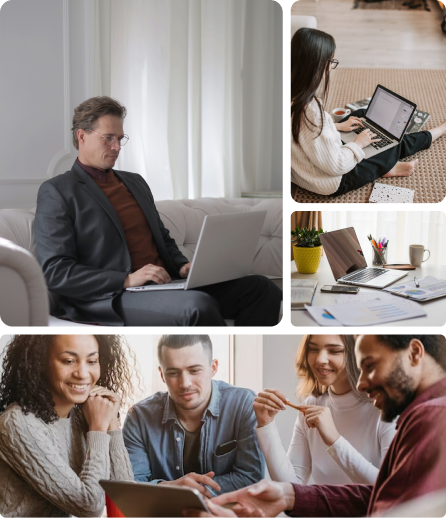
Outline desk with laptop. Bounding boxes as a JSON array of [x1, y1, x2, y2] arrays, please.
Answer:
[[291, 227, 446, 327]]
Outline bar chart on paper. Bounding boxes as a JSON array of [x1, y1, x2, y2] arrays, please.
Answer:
[[326, 299, 426, 326]]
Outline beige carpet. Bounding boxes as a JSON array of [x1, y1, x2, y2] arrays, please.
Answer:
[[292, 68, 446, 203]]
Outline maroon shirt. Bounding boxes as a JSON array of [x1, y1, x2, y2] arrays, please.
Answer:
[[76, 158, 164, 271], [290, 378, 446, 517]]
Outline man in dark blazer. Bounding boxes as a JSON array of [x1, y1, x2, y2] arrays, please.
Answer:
[[35, 96, 281, 326]]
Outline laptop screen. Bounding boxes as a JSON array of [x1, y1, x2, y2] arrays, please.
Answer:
[[366, 86, 416, 140], [320, 227, 367, 280]]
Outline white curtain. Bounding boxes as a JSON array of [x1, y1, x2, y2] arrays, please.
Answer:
[[94, 0, 282, 201], [323, 212, 446, 266]]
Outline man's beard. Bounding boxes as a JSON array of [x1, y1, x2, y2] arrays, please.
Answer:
[[378, 361, 417, 422], [175, 393, 204, 411]]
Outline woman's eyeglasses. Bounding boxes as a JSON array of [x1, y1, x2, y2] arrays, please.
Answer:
[[328, 59, 339, 70]]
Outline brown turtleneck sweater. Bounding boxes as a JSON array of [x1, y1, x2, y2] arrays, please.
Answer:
[[76, 158, 164, 272]]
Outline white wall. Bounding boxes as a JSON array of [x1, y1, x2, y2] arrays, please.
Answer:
[[0, 0, 97, 209], [263, 335, 304, 448]]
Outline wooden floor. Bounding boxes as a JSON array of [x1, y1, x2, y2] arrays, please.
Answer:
[[291, 0, 446, 69]]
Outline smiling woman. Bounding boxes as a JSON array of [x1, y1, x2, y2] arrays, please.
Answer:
[[254, 335, 397, 487], [0, 334, 138, 518]]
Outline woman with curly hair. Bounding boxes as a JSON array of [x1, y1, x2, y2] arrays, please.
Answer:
[[253, 335, 396, 485], [0, 334, 137, 517]]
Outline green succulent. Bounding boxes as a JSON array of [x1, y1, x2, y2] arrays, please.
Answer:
[[291, 226, 324, 248]]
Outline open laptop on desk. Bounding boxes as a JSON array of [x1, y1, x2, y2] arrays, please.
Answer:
[[320, 227, 408, 288], [126, 211, 267, 291], [341, 84, 417, 159]]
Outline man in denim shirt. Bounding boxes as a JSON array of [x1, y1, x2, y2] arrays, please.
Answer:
[[123, 335, 264, 496]]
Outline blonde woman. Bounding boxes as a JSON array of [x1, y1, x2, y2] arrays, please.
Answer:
[[254, 335, 396, 485]]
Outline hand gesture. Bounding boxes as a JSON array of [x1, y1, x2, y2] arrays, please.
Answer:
[[301, 405, 340, 447], [336, 116, 364, 133], [212, 480, 295, 518], [88, 386, 121, 430], [160, 472, 221, 499], [82, 390, 117, 433], [253, 389, 287, 428]]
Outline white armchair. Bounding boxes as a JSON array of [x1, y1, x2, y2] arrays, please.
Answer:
[[0, 198, 282, 326]]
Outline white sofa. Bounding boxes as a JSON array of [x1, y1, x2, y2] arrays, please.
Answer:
[[0, 198, 282, 326]]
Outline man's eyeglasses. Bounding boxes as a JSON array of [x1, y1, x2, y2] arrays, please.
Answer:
[[328, 59, 339, 70], [87, 129, 129, 146]]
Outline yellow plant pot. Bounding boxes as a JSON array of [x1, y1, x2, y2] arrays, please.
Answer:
[[293, 245, 323, 274]]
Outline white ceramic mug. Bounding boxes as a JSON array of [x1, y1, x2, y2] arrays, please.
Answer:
[[332, 107, 351, 123], [409, 245, 430, 267]]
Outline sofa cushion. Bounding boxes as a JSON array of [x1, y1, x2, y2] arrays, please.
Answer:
[[0, 208, 37, 258]]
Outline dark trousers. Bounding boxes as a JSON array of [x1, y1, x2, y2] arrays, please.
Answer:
[[114, 275, 282, 326], [333, 109, 432, 196]]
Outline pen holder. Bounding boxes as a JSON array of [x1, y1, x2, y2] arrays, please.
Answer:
[[371, 244, 387, 267]]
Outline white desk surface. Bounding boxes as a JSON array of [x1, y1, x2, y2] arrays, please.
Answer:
[[291, 258, 446, 328]]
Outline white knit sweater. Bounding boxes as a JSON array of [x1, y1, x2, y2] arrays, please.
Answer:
[[291, 100, 365, 195], [256, 390, 396, 485]]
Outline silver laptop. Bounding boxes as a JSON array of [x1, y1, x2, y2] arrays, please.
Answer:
[[320, 227, 407, 288], [126, 211, 267, 291], [341, 84, 417, 159]]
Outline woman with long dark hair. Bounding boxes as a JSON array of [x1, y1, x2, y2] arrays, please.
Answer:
[[253, 335, 396, 485], [291, 28, 446, 196], [0, 335, 138, 517]]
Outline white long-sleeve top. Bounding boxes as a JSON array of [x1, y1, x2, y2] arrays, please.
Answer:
[[291, 99, 365, 195], [256, 389, 396, 485]]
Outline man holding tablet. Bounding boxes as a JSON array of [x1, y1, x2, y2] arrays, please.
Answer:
[[123, 335, 264, 495]]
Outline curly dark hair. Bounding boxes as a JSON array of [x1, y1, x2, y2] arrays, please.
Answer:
[[0, 335, 139, 424]]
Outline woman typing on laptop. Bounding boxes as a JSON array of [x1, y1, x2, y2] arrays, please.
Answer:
[[291, 28, 446, 196]]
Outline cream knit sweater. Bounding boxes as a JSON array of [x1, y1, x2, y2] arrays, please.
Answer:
[[0, 403, 134, 517], [291, 99, 365, 195]]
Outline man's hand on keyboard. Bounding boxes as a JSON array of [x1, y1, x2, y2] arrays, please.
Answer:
[[179, 262, 192, 278], [123, 264, 172, 288]]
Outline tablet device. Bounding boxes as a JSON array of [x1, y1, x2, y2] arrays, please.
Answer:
[[99, 480, 211, 517]]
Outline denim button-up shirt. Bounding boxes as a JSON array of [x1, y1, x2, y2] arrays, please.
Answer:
[[123, 380, 264, 493]]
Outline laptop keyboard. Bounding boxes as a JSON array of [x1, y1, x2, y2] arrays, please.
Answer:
[[352, 120, 394, 149], [343, 268, 388, 283]]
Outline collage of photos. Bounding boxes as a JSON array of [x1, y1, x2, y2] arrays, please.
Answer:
[[1, 334, 446, 518]]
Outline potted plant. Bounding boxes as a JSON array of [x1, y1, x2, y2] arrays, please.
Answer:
[[291, 226, 324, 274]]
